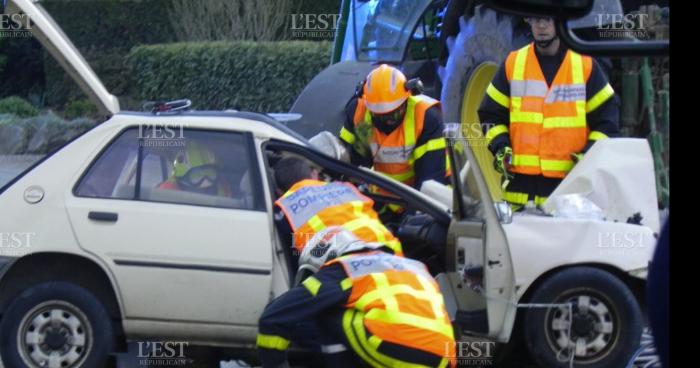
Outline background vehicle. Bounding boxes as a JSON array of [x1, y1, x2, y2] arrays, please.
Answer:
[[0, 0, 661, 367], [291, 0, 670, 209]]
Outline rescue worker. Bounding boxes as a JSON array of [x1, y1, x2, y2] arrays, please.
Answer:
[[478, 16, 620, 210], [272, 157, 402, 263], [339, 64, 450, 193], [158, 141, 232, 196], [257, 227, 456, 368]]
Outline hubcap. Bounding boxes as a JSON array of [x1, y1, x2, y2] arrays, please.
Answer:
[[545, 293, 618, 364], [18, 300, 92, 368]]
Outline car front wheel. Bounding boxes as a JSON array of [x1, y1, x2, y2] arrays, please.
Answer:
[[524, 267, 642, 368], [0, 281, 115, 368]]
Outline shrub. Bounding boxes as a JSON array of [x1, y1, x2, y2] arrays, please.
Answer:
[[0, 96, 39, 118], [126, 41, 332, 112]]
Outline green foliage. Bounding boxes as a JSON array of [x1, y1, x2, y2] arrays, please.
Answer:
[[0, 96, 39, 118], [41, 0, 176, 50], [63, 99, 99, 120], [127, 41, 332, 112]]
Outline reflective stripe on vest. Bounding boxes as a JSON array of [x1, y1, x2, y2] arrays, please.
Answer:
[[328, 252, 456, 363], [277, 181, 370, 229], [276, 180, 402, 255], [507, 43, 592, 178]]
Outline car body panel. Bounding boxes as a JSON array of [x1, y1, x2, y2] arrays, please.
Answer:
[[505, 214, 655, 298]]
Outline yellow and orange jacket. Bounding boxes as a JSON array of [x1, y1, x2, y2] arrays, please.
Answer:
[[257, 250, 456, 368], [275, 179, 402, 256], [479, 43, 619, 179], [340, 95, 451, 189]]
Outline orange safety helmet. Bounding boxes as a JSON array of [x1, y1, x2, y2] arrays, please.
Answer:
[[362, 64, 411, 114]]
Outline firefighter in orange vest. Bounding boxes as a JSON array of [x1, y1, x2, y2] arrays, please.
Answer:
[[339, 65, 450, 194], [257, 227, 456, 368], [479, 16, 620, 210], [272, 157, 402, 266]]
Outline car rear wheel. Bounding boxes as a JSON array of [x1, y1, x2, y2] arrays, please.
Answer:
[[0, 281, 115, 368], [524, 267, 642, 368]]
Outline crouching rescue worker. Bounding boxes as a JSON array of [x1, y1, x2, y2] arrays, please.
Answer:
[[273, 157, 402, 260], [257, 227, 456, 368]]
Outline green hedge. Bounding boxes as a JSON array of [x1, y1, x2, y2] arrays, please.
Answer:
[[43, 48, 135, 109], [127, 41, 332, 112], [41, 0, 176, 51], [4, 0, 340, 111], [0, 96, 40, 118]]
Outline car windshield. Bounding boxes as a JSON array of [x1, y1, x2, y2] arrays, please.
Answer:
[[346, 0, 433, 62]]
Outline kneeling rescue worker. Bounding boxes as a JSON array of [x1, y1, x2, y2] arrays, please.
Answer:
[[257, 227, 457, 367]]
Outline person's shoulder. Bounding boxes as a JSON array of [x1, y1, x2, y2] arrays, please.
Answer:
[[422, 104, 443, 128], [345, 96, 360, 114]]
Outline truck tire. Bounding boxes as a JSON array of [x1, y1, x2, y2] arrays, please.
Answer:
[[439, 5, 528, 124], [524, 267, 643, 368], [0, 281, 115, 368], [439, 6, 529, 198]]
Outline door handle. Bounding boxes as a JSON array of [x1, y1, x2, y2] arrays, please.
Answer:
[[88, 211, 118, 222]]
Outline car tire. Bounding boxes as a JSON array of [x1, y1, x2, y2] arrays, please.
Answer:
[[524, 267, 642, 368], [0, 281, 115, 368]]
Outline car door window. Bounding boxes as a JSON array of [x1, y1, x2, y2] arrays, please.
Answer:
[[75, 127, 264, 210], [74, 129, 138, 199]]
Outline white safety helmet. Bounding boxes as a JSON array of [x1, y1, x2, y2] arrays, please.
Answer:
[[294, 227, 384, 285]]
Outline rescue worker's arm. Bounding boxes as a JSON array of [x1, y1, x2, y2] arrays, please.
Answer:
[[584, 58, 621, 152], [478, 63, 512, 155], [413, 106, 448, 188], [339, 97, 373, 168], [257, 264, 351, 368]]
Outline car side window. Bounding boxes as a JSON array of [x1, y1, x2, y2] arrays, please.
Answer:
[[75, 129, 138, 199], [139, 129, 261, 210], [76, 127, 264, 210]]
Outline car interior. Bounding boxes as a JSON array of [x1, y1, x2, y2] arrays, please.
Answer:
[[76, 128, 262, 211]]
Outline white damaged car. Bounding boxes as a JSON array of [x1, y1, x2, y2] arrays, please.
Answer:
[[0, 1, 657, 367]]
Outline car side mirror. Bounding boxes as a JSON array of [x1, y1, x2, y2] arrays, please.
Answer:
[[495, 201, 513, 224]]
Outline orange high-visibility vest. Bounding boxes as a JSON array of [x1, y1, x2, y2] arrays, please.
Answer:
[[350, 95, 451, 186], [275, 180, 402, 255], [505, 43, 593, 178], [328, 251, 456, 367]]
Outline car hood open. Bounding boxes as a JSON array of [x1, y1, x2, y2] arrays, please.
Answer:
[[5, 0, 120, 115]]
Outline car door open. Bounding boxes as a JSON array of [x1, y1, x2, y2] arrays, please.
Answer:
[[437, 125, 518, 343]]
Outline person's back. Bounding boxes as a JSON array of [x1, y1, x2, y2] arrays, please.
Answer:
[[274, 168, 402, 256], [327, 250, 455, 365], [257, 228, 455, 368]]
